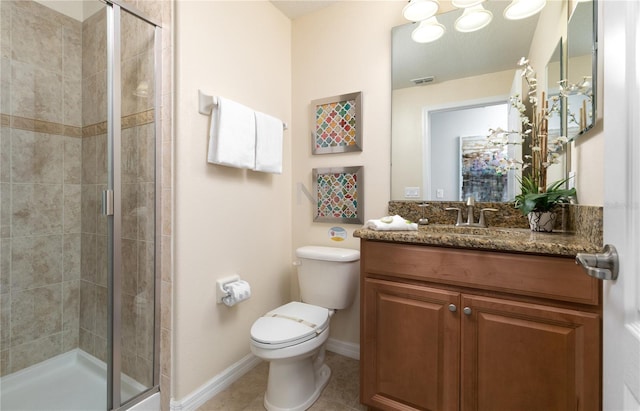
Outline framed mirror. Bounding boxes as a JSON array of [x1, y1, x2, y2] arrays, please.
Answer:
[[565, 0, 596, 139], [391, 1, 570, 201]]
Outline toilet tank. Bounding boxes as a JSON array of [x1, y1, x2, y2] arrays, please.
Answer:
[[295, 246, 360, 310]]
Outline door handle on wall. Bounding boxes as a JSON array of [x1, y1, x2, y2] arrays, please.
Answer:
[[575, 244, 619, 281]]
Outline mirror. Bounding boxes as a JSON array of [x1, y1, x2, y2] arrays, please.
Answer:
[[391, 1, 582, 201], [565, 0, 596, 139], [546, 41, 567, 186]]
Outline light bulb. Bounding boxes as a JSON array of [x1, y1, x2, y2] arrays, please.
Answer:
[[403, 0, 439, 22], [455, 4, 493, 32], [411, 17, 446, 43], [504, 0, 546, 20]]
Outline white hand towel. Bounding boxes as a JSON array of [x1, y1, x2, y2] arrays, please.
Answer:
[[207, 97, 256, 169], [364, 215, 418, 231], [254, 111, 284, 174]]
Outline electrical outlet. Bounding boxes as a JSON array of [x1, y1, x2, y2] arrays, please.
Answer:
[[404, 187, 420, 198], [436, 189, 444, 199]]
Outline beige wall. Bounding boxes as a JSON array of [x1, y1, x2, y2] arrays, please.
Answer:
[[291, 2, 405, 346], [173, 0, 292, 400]]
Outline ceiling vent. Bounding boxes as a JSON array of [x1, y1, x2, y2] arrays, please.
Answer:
[[411, 76, 435, 85]]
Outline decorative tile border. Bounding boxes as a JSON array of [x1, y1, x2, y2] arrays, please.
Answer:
[[0, 109, 154, 139], [1, 114, 82, 138]]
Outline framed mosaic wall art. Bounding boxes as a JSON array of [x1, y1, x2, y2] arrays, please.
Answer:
[[313, 166, 364, 224], [311, 92, 362, 154]]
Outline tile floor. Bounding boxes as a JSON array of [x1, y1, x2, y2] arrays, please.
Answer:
[[197, 352, 366, 411]]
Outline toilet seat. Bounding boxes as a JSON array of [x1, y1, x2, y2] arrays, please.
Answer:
[[251, 302, 329, 350]]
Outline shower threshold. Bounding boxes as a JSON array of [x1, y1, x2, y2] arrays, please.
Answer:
[[1, 349, 146, 411]]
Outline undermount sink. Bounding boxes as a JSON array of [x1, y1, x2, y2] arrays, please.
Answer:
[[419, 225, 531, 239]]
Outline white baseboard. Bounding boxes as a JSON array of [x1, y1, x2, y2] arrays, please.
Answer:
[[326, 338, 360, 360], [169, 354, 262, 411], [169, 338, 360, 411]]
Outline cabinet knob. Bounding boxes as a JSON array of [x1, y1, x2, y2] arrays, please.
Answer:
[[463, 307, 472, 316], [448, 304, 457, 312]]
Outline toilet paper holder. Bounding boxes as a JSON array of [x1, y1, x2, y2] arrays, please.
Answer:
[[216, 275, 241, 304]]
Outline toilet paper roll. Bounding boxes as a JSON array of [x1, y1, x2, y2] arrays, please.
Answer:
[[222, 280, 251, 307]]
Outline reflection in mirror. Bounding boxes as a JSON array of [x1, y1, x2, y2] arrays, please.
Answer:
[[391, 1, 564, 201], [545, 41, 566, 186], [565, 0, 596, 139]]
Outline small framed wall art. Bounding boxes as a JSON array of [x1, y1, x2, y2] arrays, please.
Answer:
[[313, 166, 364, 224], [311, 92, 362, 154]]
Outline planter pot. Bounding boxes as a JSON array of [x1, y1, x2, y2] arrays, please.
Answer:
[[527, 211, 556, 232]]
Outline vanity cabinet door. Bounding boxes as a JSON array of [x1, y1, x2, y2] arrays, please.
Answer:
[[460, 294, 601, 411], [361, 278, 460, 411]]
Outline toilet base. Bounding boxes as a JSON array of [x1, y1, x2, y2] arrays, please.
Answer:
[[263, 361, 331, 411]]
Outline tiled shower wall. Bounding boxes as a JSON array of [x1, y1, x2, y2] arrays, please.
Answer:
[[1, 0, 170, 394], [0, 0, 83, 376]]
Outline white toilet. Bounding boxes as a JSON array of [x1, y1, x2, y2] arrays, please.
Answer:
[[250, 246, 360, 411]]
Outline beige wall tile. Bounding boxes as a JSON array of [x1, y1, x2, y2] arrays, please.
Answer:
[[79, 280, 96, 333], [62, 24, 82, 81], [12, 184, 63, 236], [63, 233, 81, 282], [63, 184, 81, 234], [10, 7, 62, 72], [0, 127, 9, 183], [63, 76, 82, 128], [11, 62, 63, 123], [11, 235, 63, 291], [11, 129, 63, 183], [122, 183, 139, 240], [95, 234, 108, 287], [122, 127, 138, 184], [81, 184, 98, 234], [82, 135, 97, 184], [10, 284, 62, 346], [96, 133, 108, 185], [0, 238, 9, 293], [122, 238, 138, 296], [95, 285, 107, 339], [63, 136, 82, 184], [10, 333, 61, 373], [81, 233, 97, 284], [1, 291, 10, 346], [138, 182, 155, 242], [0, 183, 9, 237], [62, 280, 80, 333]]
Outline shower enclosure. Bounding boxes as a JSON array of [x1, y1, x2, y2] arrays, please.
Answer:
[[1, 0, 161, 409]]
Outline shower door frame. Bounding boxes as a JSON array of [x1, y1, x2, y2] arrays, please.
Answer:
[[104, 1, 162, 410]]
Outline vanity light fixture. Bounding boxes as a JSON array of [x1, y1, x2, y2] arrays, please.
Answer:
[[451, 0, 484, 8], [403, 0, 439, 22], [504, 0, 547, 20], [411, 16, 446, 43], [454, 4, 493, 32]]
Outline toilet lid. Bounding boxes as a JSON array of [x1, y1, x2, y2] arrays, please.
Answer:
[[250, 302, 329, 349]]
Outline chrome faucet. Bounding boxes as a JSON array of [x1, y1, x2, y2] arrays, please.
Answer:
[[445, 196, 498, 227]]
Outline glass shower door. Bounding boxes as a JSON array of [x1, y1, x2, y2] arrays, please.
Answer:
[[116, 6, 159, 405], [106, 3, 161, 409]]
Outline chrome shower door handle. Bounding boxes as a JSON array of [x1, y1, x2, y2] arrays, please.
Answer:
[[575, 244, 619, 281]]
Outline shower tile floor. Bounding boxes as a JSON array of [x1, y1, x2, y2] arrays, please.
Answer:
[[197, 352, 366, 411]]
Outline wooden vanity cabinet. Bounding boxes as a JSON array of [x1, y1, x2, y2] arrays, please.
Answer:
[[360, 239, 602, 411]]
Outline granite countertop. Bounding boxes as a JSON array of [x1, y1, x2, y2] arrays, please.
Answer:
[[353, 225, 601, 257]]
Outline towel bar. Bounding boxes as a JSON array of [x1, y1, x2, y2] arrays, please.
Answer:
[[198, 90, 288, 130]]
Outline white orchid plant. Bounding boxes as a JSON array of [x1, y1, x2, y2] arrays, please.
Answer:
[[487, 57, 570, 192]]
